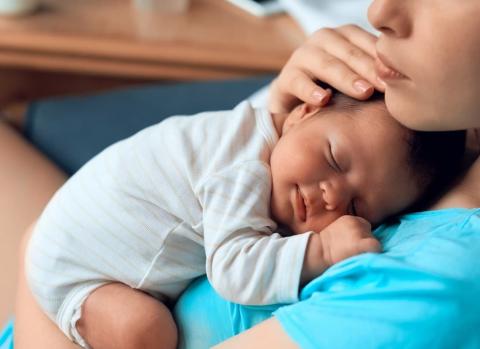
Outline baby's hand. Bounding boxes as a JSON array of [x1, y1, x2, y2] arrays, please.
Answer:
[[301, 215, 381, 284], [319, 215, 381, 265]]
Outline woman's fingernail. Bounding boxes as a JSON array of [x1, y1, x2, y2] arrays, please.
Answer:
[[353, 80, 374, 94], [376, 76, 387, 89], [312, 90, 329, 104]]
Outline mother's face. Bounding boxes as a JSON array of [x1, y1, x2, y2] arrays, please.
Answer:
[[368, 0, 480, 131]]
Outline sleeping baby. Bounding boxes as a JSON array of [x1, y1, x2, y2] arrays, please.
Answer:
[[25, 91, 465, 349]]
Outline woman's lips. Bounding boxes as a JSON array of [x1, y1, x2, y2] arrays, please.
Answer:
[[375, 54, 407, 81], [295, 185, 307, 222]]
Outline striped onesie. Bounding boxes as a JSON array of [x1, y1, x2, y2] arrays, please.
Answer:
[[25, 101, 310, 346]]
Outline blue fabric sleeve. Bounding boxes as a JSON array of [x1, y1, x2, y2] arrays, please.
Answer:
[[274, 209, 480, 349], [0, 319, 14, 349], [275, 255, 480, 349]]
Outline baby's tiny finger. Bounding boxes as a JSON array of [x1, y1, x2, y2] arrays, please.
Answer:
[[359, 237, 382, 253]]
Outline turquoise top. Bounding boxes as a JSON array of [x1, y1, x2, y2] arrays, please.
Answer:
[[174, 208, 480, 348], [0, 320, 13, 349]]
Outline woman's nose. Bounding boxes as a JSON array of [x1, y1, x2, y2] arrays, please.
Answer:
[[368, 0, 412, 38], [319, 180, 350, 212]]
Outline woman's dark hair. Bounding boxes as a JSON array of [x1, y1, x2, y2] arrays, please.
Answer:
[[324, 87, 466, 210]]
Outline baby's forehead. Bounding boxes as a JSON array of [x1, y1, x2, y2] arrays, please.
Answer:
[[320, 104, 412, 161]]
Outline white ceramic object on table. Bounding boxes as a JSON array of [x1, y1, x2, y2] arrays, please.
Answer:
[[0, 0, 40, 16], [133, 0, 190, 14]]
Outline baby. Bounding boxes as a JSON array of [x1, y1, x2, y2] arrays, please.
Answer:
[[25, 92, 465, 349]]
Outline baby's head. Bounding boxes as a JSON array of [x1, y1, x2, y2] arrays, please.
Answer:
[[270, 92, 465, 234]]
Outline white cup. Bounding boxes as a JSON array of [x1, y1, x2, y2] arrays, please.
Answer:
[[133, 0, 190, 14], [0, 0, 40, 16]]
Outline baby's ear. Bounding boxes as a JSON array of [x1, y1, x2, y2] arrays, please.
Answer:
[[284, 103, 322, 132], [301, 103, 322, 119]]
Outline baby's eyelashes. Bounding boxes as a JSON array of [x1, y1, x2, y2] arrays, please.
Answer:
[[328, 142, 342, 172]]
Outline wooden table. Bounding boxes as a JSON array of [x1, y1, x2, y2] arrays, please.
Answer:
[[0, 0, 305, 103]]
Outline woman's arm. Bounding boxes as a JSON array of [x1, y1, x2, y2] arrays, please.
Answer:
[[214, 318, 298, 349], [0, 121, 72, 349], [0, 114, 71, 348], [0, 119, 66, 324]]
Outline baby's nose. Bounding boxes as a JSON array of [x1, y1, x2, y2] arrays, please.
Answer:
[[320, 181, 350, 212]]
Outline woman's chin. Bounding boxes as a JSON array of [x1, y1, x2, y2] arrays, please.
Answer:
[[385, 90, 419, 129]]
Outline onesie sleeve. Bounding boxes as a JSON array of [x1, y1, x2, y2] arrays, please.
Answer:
[[197, 161, 311, 305]]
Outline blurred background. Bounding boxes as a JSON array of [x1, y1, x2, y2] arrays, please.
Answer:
[[0, 0, 305, 109]]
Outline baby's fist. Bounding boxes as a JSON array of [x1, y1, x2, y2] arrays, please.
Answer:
[[302, 215, 381, 283], [320, 215, 381, 266]]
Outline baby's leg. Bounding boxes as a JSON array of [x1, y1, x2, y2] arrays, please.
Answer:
[[77, 283, 177, 349]]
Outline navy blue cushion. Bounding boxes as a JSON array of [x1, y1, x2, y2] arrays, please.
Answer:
[[25, 76, 273, 174]]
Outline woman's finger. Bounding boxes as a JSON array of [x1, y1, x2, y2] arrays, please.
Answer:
[[336, 24, 378, 58], [325, 39, 384, 92], [314, 28, 384, 92], [269, 71, 331, 113], [269, 26, 383, 113], [300, 45, 376, 99]]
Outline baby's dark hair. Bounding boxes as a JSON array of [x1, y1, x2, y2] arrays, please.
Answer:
[[326, 89, 466, 210]]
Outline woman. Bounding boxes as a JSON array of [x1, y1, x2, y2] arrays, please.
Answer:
[[211, 0, 480, 346], [8, 0, 480, 348]]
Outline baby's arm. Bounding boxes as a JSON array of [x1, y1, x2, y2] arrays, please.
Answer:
[[199, 162, 311, 305], [199, 163, 381, 305], [301, 215, 381, 285]]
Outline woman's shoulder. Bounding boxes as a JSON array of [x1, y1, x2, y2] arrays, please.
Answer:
[[376, 208, 479, 244], [372, 208, 480, 284]]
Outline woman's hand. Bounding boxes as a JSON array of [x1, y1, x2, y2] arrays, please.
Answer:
[[269, 25, 385, 114]]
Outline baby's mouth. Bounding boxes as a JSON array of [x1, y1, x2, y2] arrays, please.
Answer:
[[295, 185, 307, 222]]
